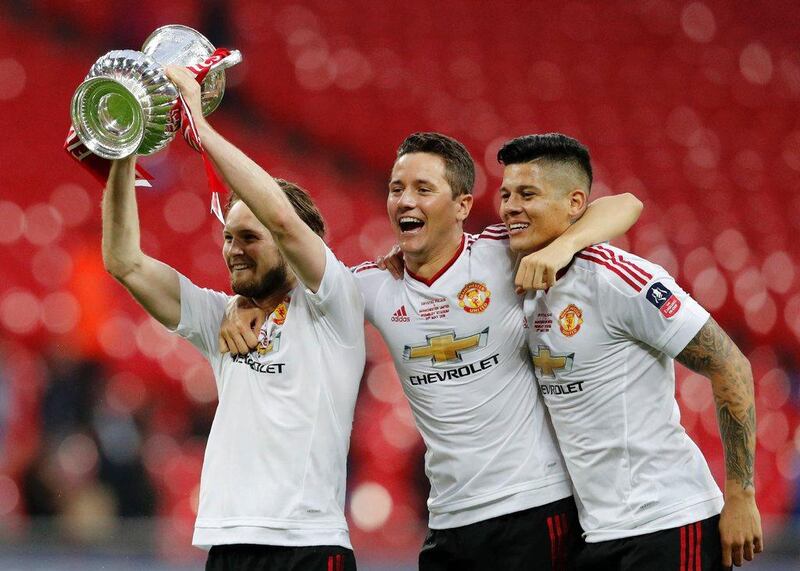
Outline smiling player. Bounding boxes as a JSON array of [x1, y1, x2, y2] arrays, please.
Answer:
[[498, 133, 763, 570]]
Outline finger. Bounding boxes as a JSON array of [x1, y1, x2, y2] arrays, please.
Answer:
[[515, 286, 525, 295], [721, 542, 732, 568], [218, 334, 230, 354], [514, 262, 528, 290], [233, 333, 250, 356], [743, 540, 754, 561], [221, 332, 239, 355], [534, 264, 547, 289], [753, 535, 763, 553], [375, 255, 386, 270], [732, 544, 743, 567], [544, 266, 556, 289], [243, 327, 259, 349]]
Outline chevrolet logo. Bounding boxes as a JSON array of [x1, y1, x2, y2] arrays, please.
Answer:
[[403, 328, 489, 364], [531, 346, 574, 378]]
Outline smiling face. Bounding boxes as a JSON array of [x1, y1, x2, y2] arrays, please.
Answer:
[[223, 201, 290, 300], [387, 152, 472, 270], [499, 161, 587, 255]]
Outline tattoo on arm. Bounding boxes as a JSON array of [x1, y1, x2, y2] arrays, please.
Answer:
[[676, 317, 756, 490]]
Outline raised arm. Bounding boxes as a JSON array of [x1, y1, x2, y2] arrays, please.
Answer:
[[102, 156, 181, 329], [675, 316, 763, 568], [166, 67, 326, 292], [516, 193, 642, 290]]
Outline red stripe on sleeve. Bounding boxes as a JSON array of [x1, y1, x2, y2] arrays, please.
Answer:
[[583, 246, 648, 286], [328, 555, 333, 571], [576, 253, 643, 291], [593, 245, 653, 281], [688, 523, 695, 571]]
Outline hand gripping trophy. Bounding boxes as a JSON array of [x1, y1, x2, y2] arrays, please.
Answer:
[[70, 25, 241, 160]]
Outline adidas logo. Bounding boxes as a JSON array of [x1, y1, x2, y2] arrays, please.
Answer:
[[391, 305, 411, 323]]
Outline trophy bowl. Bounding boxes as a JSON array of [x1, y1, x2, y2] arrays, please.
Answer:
[[70, 26, 241, 160], [70, 50, 179, 160]]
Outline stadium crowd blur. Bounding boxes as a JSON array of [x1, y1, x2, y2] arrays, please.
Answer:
[[0, 0, 798, 565]]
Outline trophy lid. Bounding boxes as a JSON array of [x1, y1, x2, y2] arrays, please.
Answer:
[[141, 25, 216, 67]]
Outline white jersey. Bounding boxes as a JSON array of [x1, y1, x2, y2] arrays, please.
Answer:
[[353, 226, 571, 529], [172, 245, 365, 549], [524, 243, 723, 542]]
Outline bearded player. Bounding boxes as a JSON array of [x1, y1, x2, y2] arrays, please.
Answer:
[[498, 133, 762, 570], [223, 132, 643, 569], [102, 67, 365, 570]]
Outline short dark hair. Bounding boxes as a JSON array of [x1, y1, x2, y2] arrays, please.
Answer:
[[397, 132, 475, 197], [225, 178, 326, 238], [497, 133, 592, 191]]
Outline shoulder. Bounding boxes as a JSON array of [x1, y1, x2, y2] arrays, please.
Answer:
[[466, 224, 510, 250], [573, 244, 666, 298], [179, 273, 230, 306], [349, 260, 391, 290], [350, 260, 382, 276]]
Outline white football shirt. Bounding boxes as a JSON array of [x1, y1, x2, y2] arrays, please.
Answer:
[[353, 225, 571, 529], [524, 243, 723, 542], [172, 245, 365, 549]]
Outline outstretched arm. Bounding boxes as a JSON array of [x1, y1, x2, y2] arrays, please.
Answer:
[[675, 316, 763, 568], [515, 193, 642, 290], [102, 157, 181, 329], [166, 66, 326, 292]]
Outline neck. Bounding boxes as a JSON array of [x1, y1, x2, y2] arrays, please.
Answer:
[[405, 234, 464, 280], [251, 277, 295, 312]]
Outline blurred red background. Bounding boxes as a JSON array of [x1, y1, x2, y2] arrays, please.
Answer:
[[0, 0, 798, 567]]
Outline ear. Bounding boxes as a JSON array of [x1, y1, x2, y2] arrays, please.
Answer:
[[455, 193, 474, 222], [567, 188, 588, 222]]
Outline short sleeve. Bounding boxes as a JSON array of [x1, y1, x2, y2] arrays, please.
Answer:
[[604, 272, 710, 358], [171, 274, 230, 357], [304, 245, 365, 346]]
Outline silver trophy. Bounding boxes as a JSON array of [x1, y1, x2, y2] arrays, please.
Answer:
[[70, 25, 242, 160]]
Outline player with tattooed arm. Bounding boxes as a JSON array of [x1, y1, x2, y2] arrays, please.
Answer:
[[498, 133, 762, 570]]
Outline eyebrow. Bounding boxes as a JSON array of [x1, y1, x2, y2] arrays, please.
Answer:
[[389, 178, 438, 187], [499, 184, 539, 192]]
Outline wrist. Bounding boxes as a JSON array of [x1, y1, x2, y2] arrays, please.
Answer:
[[725, 481, 756, 500]]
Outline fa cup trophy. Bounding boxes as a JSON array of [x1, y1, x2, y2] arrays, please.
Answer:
[[70, 25, 241, 160]]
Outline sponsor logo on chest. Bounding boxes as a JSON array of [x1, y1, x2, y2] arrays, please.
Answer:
[[402, 327, 500, 385], [530, 345, 584, 395]]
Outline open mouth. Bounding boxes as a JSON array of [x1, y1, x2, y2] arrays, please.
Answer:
[[230, 263, 252, 272], [507, 222, 530, 235], [399, 216, 425, 233]]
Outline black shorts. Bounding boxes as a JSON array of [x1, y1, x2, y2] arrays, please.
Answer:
[[419, 496, 583, 571], [575, 514, 721, 571], [205, 543, 356, 571]]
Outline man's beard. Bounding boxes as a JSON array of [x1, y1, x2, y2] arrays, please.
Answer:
[[231, 260, 289, 300]]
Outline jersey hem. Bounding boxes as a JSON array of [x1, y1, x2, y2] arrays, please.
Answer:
[[583, 491, 723, 542], [428, 477, 573, 529], [193, 526, 352, 550]]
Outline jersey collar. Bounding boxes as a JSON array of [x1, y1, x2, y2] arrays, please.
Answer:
[[406, 234, 466, 287]]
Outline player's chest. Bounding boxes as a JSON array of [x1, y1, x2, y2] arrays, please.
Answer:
[[227, 297, 294, 375], [524, 291, 610, 382]]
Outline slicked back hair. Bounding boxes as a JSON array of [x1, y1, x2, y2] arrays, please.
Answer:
[[225, 178, 326, 238], [397, 132, 475, 198], [497, 133, 593, 192]]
